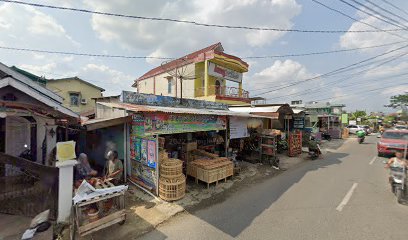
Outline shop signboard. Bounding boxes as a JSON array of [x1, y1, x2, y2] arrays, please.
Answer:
[[230, 116, 249, 139], [349, 120, 357, 125], [131, 113, 227, 136], [293, 116, 305, 129], [208, 62, 242, 83], [341, 113, 348, 124]]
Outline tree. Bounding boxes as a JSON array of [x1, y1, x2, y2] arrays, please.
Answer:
[[349, 110, 367, 120], [387, 93, 408, 108]]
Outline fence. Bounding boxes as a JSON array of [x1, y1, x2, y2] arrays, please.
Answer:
[[0, 152, 59, 219]]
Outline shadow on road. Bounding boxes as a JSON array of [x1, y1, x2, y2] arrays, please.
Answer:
[[143, 151, 348, 239]]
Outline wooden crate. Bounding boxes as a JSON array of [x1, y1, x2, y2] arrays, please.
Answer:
[[159, 175, 186, 201]]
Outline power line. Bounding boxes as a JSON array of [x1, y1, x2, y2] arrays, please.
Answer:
[[244, 40, 406, 59], [348, 0, 408, 28], [311, 0, 408, 40], [0, 0, 404, 33], [379, 0, 408, 17], [364, 0, 408, 24], [0, 41, 406, 61], [255, 44, 408, 96], [310, 82, 408, 102], [255, 53, 408, 99], [0, 45, 173, 59], [339, 0, 407, 30]]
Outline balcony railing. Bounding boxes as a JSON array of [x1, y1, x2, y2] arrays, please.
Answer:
[[195, 85, 250, 99]]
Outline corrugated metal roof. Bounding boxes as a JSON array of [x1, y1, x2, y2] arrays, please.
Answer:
[[229, 106, 282, 113], [97, 102, 267, 118]]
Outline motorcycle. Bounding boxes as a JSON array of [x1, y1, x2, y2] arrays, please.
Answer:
[[389, 166, 407, 204], [321, 132, 332, 141], [357, 136, 365, 144], [308, 138, 321, 160]]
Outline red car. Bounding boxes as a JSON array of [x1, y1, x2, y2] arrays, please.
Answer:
[[377, 130, 408, 157]]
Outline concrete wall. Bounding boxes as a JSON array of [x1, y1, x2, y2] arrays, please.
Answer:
[[47, 79, 103, 114], [137, 63, 196, 99], [96, 103, 127, 119]]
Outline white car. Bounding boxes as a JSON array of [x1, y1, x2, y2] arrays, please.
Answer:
[[347, 125, 366, 134]]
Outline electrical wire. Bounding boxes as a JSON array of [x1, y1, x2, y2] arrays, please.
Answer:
[[250, 50, 408, 94], [244, 40, 406, 59], [0, 0, 404, 33], [311, 0, 408, 40], [364, 0, 408, 24], [348, 0, 408, 28], [0, 41, 406, 61], [254, 44, 408, 96], [339, 0, 407, 30], [379, 0, 408, 17], [311, 82, 408, 102]]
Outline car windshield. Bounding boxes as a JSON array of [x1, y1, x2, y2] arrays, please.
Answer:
[[382, 132, 408, 140]]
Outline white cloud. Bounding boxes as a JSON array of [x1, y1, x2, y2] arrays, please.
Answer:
[[248, 59, 317, 100], [339, 15, 407, 51], [381, 85, 408, 95], [81, 63, 135, 95], [364, 61, 408, 78], [19, 63, 57, 76], [85, 0, 301, 62], [0, 3, 78, 46]]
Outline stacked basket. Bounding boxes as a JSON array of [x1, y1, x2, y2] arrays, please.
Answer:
[[159, 158, 186, 201]]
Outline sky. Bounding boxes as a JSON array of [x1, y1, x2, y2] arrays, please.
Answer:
[[0, 0, 407, 112]]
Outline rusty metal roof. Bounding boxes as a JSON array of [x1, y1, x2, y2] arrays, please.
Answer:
[[97, 102, 267, 118]]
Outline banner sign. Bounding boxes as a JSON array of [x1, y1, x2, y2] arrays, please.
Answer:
[[293, 117, 305, 129], [208, 62, 243, 83], [131, 113, 226, 136], [341, 113, 348, 124], [230, 116, 249, 139]]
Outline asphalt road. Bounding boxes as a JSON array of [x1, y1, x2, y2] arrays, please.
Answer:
[[138, 136, 408, 240]]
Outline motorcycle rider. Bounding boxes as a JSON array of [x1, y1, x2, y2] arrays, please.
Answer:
[[385, 151, 407, 170], [308, 136, 321, 158], [356, 129, 365, 143]]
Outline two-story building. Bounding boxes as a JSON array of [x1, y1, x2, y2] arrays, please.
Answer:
[[134, 42, 251, 105], [46, 77, 105, 116]]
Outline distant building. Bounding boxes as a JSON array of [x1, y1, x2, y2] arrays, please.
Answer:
[[46, 77, 105, 116], [291, 101, 345, 116], [134, 42, 251, 105], [11, 66, 105, 117]]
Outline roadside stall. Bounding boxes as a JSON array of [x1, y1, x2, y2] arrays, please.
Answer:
[[318, 115, 342, 139]]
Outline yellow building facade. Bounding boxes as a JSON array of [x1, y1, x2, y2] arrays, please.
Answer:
[[134, 43, 250, 105], [46, 77, 104, 115]]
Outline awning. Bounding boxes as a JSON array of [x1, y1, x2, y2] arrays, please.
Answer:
[[97, 102, 270, 118], [83, 116, 131, 131]]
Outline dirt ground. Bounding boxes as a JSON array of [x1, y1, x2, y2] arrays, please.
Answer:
[[59, 139, 345, 240]]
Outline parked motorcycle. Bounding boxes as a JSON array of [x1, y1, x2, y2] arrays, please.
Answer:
[[389, 166, 407, 204], [321, 132, 332, 141]]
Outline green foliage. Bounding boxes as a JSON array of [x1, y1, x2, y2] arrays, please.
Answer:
[[349, 110, 367, 120], [388, 93, 408, 108]]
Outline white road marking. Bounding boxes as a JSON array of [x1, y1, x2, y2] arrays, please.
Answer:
[[336, 183, 358, 212], [369, 156, 377, 165]]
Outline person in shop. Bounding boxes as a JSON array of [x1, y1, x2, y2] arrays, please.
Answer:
[[74, 153, 98, 182], [214, 132, 225, 157], [105, 150, 123, 185]]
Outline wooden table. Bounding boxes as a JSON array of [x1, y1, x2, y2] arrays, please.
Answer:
[[70, 181, 126, 240]]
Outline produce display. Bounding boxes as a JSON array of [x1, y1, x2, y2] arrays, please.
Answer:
[[288, 132, 302, 157]]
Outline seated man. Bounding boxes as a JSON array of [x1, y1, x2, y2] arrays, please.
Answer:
[[75, 153, 98, 181], [105, 150, 123, 185]]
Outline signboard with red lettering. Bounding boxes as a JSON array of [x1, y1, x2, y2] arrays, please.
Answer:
[[208, 62, 242, 83]]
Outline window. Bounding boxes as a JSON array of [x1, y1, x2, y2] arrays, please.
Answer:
[[70, 93, 80, 106], [167, 78, 173, 94]]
